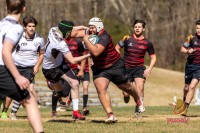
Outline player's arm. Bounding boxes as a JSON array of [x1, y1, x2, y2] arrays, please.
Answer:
[[77, 51, 87, 78], [143, 54, 157, 78], [83, 34, 105, 57], [64, 52, 90, 64], [181, 35, 195, 54], [34, 39, 45, 75], [70, 26, 87, 38], [115, 35, 129, 53], [115, 44, 122, 54], [33, 50, 44, 75], [2, 39, 30, 89]]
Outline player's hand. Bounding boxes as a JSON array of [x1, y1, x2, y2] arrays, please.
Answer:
[[15, 75, 30, 90], [77, 70, 84, 79], [143, 68, 151, 78], [187, 48, 196, 54], [33, 65, 39, 75], [83, 34, 90, 41]]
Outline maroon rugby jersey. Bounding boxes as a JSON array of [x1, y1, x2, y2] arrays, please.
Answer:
[[64, 38, 85, 70], [118, 35, 155, 67], [183, 34, 200, 64], [92, 30, 120, 68]]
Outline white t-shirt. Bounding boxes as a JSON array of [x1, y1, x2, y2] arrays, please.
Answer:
[[12, 32, 45, 67], [42, 27, 70, 69], [0, 16, 23, 65]]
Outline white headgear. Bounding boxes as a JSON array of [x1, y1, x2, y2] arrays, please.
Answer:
[[88, 17, 104, 33]]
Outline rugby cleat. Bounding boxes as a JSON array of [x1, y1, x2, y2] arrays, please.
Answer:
[[51, 111, 57, 119], [82, 109, 90, 116], [105, 114, 118, 124], [9, 113, 17, 120], [72, 110, 85, 120], [1, 112, 8, 119]]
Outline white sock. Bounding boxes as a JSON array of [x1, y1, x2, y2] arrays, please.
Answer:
[[72, 99, 79, 111], [140, 97, 144, 102]]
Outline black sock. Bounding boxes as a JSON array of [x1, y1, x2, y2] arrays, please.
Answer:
[[52, 91, 60, 112], [183, 97, 186, 102], [185, 102, 190, 109], [83, 95, 88, 108], [2, 108, 8, 113]]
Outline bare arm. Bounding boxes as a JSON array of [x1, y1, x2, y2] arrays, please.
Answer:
[[2, 39, 30, 89], [115, 44, 122, 54], [77, 51, 87, 78], [64, 52, 90, 64], [33, 50, 44, 75], [143, 54, 157, 77], [70, 26, 87, 38], [83, 34, 105, 56], [181, 46, 195, 54]]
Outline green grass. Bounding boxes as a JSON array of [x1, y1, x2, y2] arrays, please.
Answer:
[[0, 106, 200, 133]]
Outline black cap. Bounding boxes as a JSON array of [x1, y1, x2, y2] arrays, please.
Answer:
[[58, 20, 74, 37]]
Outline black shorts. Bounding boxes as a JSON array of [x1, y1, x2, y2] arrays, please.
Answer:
[[185, 63, 200, 84], [0, 65, 29, 101], [79, 72, 90, 82], [61, 69, 78, 97], [91, 58, 128, 85], [126, 66, 146, 82], [17, 66, 35, 83], [42, 62, 70, 83]]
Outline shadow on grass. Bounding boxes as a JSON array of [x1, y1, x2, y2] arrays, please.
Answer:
[[59, 114, 72, 117], [17, 115, 27, 119], [91, 120, 105, 123], [187, 115, 200, 118], [47, 119, 75, 123]]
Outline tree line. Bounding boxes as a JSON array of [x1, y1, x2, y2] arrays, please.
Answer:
[[1, 0, 200, 71]]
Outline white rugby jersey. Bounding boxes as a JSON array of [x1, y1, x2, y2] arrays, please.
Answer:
[[0, 16, 23, 65], [12, 32, 45, 67], [43, 27, 70, 69]]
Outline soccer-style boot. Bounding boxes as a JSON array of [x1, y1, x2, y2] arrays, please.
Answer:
[[82, 109, 90, 116], [135, 99, 145, 118], [1, 112, 8, 119], [10, 113, 17, 120], [72, 110, 85, 120], [51, 111, 57, 119], [105, 114, 118, 124]]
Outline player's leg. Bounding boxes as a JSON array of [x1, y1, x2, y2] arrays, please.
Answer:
[[22, 92, 43, 132], [51, 91, 59, 118], [94, 77, 117, 123], [1, 97, 12, 118], [183, 84, 189, 102], [61, 72, 85, 120], [184, 79, 199, 115], [82, 72, 90, 115], [10, 100, 21, 120]]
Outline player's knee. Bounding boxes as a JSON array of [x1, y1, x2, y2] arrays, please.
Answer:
[[71, 80, 79, 89]]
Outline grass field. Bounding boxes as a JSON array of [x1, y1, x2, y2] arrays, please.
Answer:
[[0, 106, 200, 133]]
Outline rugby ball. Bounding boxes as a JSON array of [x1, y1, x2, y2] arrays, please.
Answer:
[[88, 35, 99, 45]]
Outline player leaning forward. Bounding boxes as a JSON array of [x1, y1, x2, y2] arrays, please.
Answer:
[[72, 17, 145, 123], [42, 20, 90, 119]]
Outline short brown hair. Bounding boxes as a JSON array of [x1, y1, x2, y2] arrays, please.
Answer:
[[133, 19, 146, 28], [23, 16, 38, 27], [196, 20, 200, 25], [6, 0, 25, 14]]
